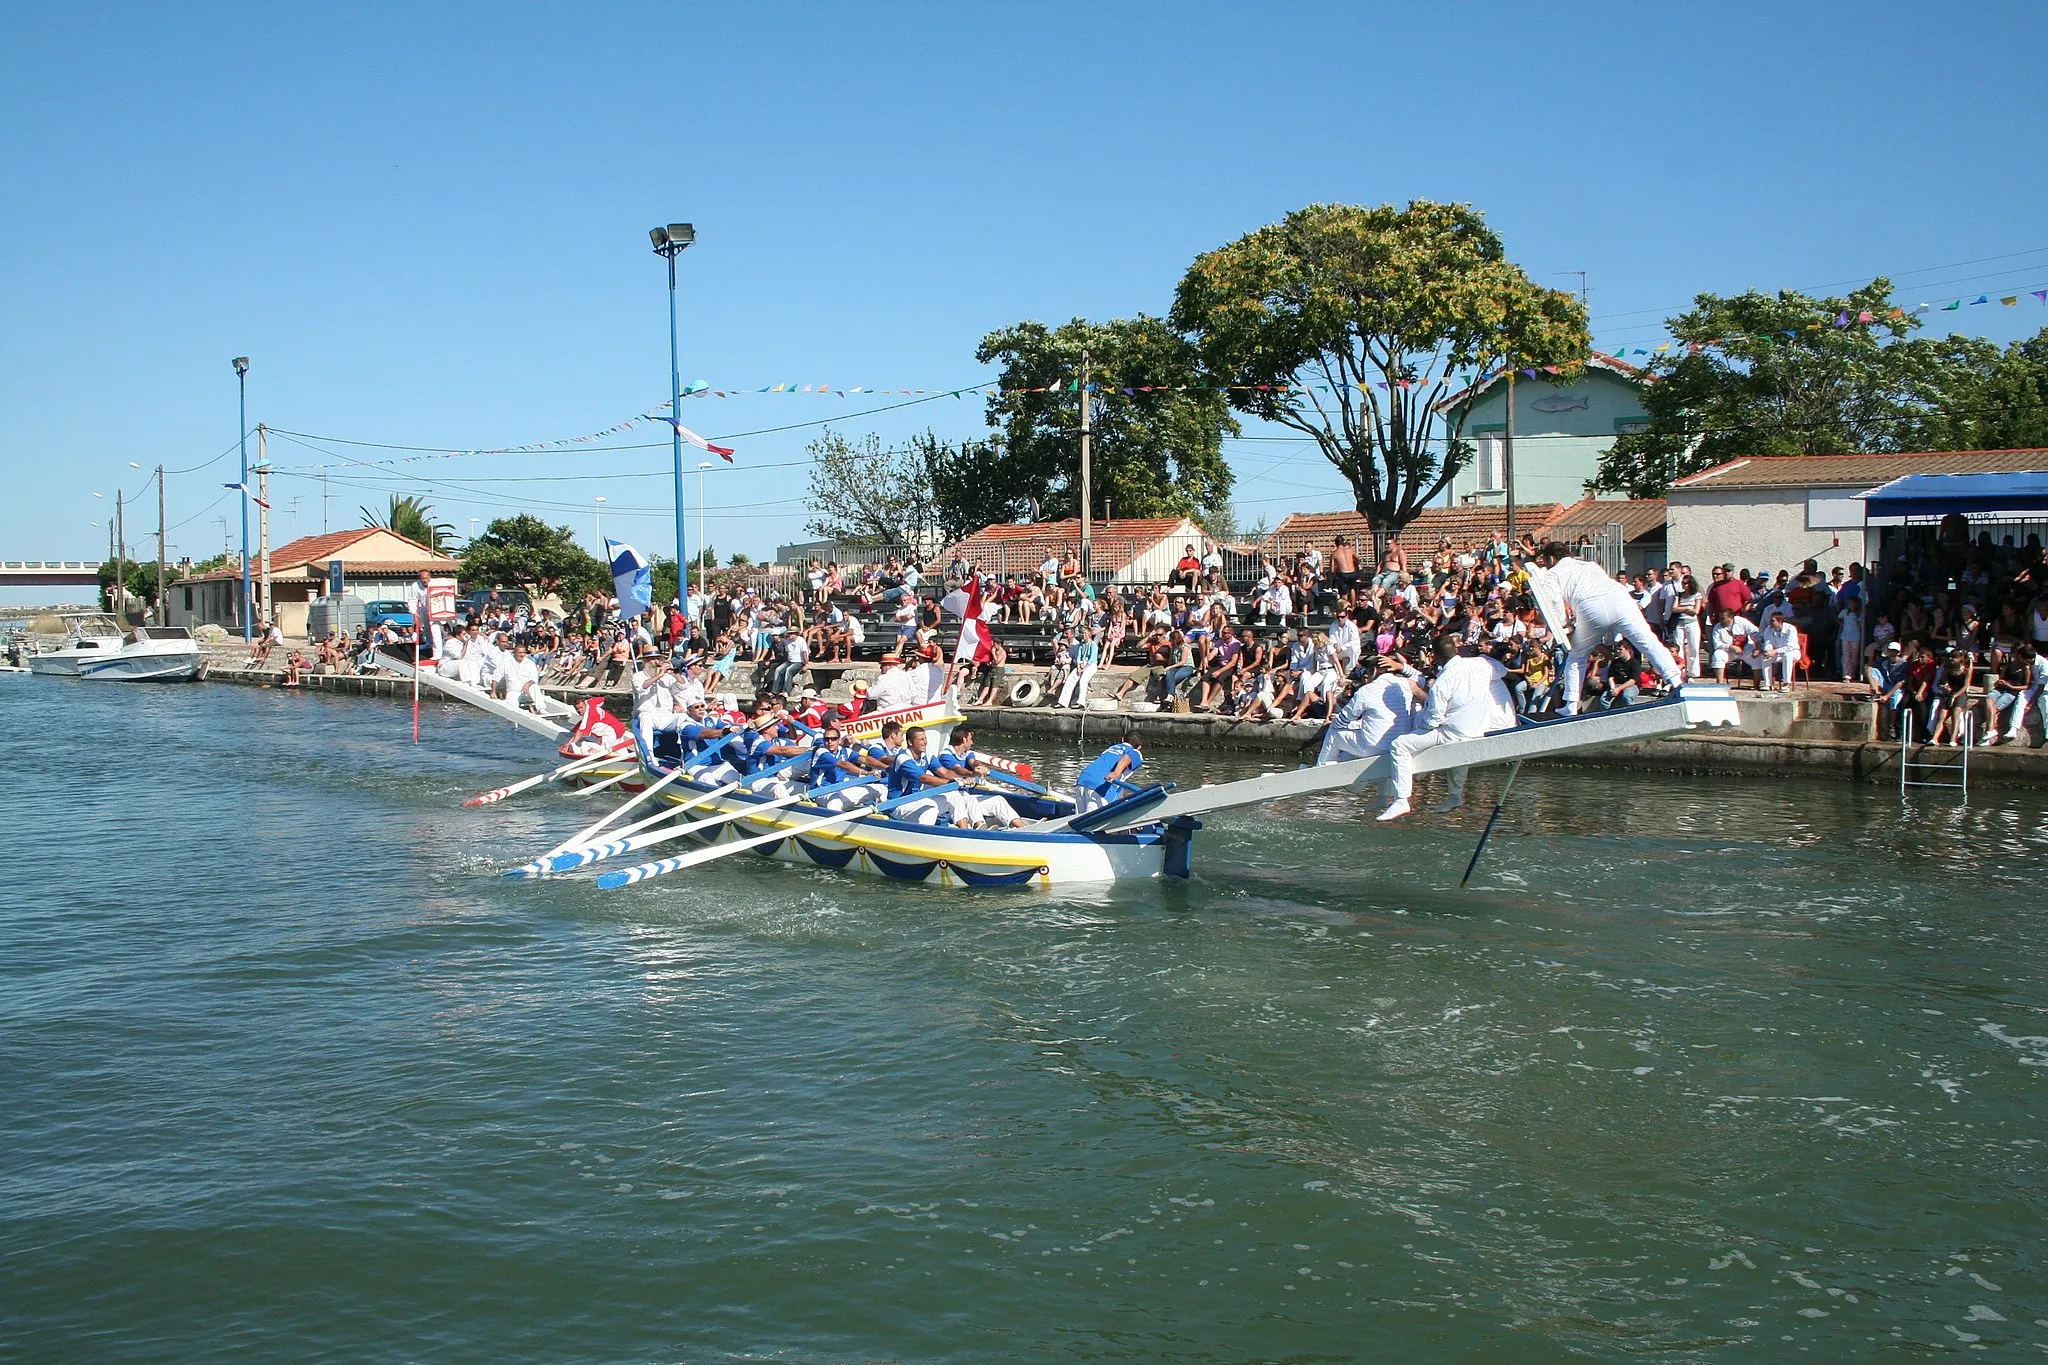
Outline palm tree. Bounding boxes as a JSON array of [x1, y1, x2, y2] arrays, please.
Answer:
[[360, 494, 454, 553]]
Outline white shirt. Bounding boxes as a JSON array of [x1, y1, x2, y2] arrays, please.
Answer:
[[502, 654, 541, 703], [866, 666, 920, 711], [1332, 673, 1414, 749], [1422, 655, 1517, 740], [1756, 619, 1800, 659], [1548, 556, 1633, 610], [407, 579, 432, 626], [1328, 618, 1361, 671], [633, 668, 674, 725], [437, 634, 467, 678]]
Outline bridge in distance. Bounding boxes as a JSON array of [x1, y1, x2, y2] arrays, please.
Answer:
[[0, 561, 102, 588]]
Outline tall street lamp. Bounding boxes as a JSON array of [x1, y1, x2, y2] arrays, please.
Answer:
[[594, 495, 607, 553], [649, 221, 694, 628], [233, 355, 252, 641]]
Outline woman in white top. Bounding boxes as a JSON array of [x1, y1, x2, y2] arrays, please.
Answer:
[[1671, 573, 1703, 679]]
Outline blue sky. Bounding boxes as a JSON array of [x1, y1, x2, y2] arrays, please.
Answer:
[[3, 1, 2045, 603]]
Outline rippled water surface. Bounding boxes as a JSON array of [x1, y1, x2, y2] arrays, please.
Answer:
[[3, 681, 2045, 1360]]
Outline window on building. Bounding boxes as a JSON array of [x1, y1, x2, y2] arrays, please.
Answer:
[[1615, 416, 1651, 435], [1475, 434, 1504, 492]]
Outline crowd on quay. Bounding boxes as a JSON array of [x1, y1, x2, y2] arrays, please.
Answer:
[[264, 518, 2048, 753]]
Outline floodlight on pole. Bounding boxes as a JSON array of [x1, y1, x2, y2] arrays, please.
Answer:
[[232, 355, 252, 641], [649, 221, 695, 633]]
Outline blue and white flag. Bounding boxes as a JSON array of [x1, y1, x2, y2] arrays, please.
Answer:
[[607, 538, 652, 619]]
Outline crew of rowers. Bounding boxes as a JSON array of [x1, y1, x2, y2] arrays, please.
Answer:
[[1312, 540, 1688, 822], [625, 695, 1032, 830]]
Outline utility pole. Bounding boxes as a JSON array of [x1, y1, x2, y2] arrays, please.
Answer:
[[115, 490, 126, 623], [321, 473, 330, 532], [1078, 350, 1093, 587], [257, 424, 271, 630], [1504, 367, 1518, 552], [157, 464, 168, 626]]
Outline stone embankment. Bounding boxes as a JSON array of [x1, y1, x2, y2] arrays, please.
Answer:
[[201, 646, 2047, 788]]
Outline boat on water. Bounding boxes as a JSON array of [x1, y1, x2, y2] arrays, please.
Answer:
[[25, 616, 204, 682], [521, 685, 1745, 890]]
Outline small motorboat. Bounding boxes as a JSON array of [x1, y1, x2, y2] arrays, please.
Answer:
[[29, 620, 204, 682]]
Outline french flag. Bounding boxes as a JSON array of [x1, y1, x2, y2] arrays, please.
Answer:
[[662, 418, 735, 462]]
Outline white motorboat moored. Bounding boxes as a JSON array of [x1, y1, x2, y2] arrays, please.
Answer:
[[29, 622, 204, 682]]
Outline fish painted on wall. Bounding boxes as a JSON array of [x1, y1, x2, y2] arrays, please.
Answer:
[[1529, 394, 1591, 413]]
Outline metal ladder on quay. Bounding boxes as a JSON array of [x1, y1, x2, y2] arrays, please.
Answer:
[[1899, 709, 1971, 801]]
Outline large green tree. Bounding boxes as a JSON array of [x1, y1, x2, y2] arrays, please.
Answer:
[[459, 514, 606, 599], [1589, 289, 2048, 497], [360, 493, 455, 553], [1171, 200, 1587, 531], [976, 316, 1237, 522]]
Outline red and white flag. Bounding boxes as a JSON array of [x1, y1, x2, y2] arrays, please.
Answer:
[[944, 573, 992, 665], [223, 481, 272, 510], [663, 418, 735, 461]]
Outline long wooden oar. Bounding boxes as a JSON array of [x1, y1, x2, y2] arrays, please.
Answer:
[[978, 766, 1049, 797], [596, 783, 959, 890], [505, 773, 738, 880], [461, 741, 630, 807], [541, 770, 873, 876]]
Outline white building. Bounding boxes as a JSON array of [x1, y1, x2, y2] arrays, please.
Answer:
[[1667, 449, 2048, 573], [172, 528, 459, 637], [1438, 353, 1651, 507]]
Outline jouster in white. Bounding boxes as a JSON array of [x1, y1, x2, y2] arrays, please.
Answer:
[[1536, 544, 1685, 714], [1379, 638, 1517, 822], [1317, 664, 1415, 765]]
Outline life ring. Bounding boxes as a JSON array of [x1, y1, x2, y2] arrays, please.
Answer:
[[1006, 677, 1043, 707]]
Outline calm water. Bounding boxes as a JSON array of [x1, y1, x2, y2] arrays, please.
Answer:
[[3, 681, 2045, 1361]]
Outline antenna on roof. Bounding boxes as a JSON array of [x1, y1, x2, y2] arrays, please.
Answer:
[[1557, 271, 1589, 310]]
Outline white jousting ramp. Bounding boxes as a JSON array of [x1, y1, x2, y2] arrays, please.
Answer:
[[1086, 684, 1744, 831], [376, 652, 572, 740]]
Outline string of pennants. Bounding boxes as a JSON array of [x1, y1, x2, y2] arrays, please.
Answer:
[[276, 287, 2048, 469]]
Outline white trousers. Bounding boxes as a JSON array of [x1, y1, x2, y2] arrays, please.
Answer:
[[1389, 728, 1471, 803], [1076, 786, 1111, 814], [820, 783, 881, 812], [1676, 618, 1702, 679], [1317, 726, 1392, 765], [971, 793, 1020, 826], [1562, 596, 1685, 713], [1743, 648, 1796, 687], [893, 795, 945, 825], [1058, 665, 1098, 708]]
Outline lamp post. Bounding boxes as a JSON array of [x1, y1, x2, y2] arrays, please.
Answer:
[[233, 355, 252, 641], [594, 495, 606, 554], [649, 221, 695, 630]]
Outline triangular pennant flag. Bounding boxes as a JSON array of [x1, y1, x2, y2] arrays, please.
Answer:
[[1856, 310, 1874, 323], [1971, 295, 1989, 305], [2034, 291, 2048, 304], [2001, 296, 2018, 306], [1944, 300, 1962, 310]]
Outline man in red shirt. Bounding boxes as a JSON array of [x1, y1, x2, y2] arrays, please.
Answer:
[[1704, 562, 1753, 620]]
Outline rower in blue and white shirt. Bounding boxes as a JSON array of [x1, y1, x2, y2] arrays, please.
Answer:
[[886, 726, 956, 826], [804, 726, 881, 811], [932, 727, 1023, 828], [1075, 730, 1144, 814]]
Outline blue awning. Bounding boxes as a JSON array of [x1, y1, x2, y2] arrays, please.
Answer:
[[1859, 470, 2048, 517]]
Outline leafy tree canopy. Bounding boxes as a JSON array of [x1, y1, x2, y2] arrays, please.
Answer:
[[1171, 200, 1586, 531], [459, 514, 606, 600], [1591, 289, 2048, 498], [360, 493, 455, 553], [976, 316, 1236, 523]]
